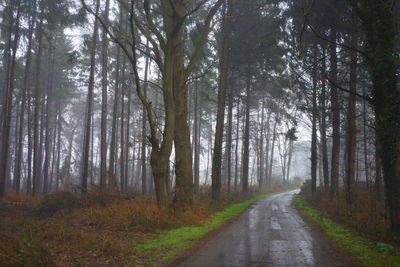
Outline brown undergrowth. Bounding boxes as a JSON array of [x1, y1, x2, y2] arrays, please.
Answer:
[[0, 184, 288, 266], [301, 185, 396, 245]]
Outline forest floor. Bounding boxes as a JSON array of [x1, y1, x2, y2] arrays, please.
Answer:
[[295, 186, 400, 266], [0, 184, 292, 266]]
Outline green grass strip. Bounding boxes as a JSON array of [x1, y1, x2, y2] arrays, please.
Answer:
[[293, 195, 400, 267], [132, 191, 286, 266]]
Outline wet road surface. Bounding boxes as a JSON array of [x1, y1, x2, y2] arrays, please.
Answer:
[[177, 190, 345, 267]]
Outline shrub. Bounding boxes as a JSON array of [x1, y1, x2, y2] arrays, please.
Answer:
[[11, 231, 52, 267]]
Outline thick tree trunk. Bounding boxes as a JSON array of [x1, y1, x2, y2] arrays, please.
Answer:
[[359, 1, 400, 234], [211, 0, 231, 199], [172, 3, 193, 207]]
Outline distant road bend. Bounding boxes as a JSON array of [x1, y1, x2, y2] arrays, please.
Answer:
[[177, 190, 345, 267]]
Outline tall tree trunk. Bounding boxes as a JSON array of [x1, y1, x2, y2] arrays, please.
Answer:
[[14, 0, 35, 194], [109, 47, 121, 179], [55, 107, 62, 191], [345, 20, 357, 205], [100, 0, 110, 190], [264, 112, 271, 187], [234, 102, 240, 192], [32, 12, 44, 197], [120, 59, 126, 192], [124, 79, 132, 190], [172, 3, 194, 207], [258, 102, 264, 189], [330, 19, 340, 198], [375, 139, 382, 199], [0, 0, 21, 197], [311, 44, 318, 195], [268, 120, 278, 186], [141, 44, 150, 195], [226, 77, 233, 193], [320, 46, 330, 191], [43, 38, 55, 194], [287, 140, 294, 182], [242, 70, 251, 193], [81, 0, 100, 194], [211, 0, 231, 199], [351, 0, 400, 233], [193, 80, 200, 194], [362, 76, 370, 189]]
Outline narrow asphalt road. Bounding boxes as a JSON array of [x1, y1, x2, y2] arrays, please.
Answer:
[[177, 190, 345, 267]]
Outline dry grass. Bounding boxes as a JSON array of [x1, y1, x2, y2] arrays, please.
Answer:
[[302, 186, 395, 245]]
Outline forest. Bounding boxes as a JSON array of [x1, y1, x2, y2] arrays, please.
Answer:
[[0, 0, 399, 266]]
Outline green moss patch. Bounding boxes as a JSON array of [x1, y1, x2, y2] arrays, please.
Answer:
[[293, 195, 400, 267]]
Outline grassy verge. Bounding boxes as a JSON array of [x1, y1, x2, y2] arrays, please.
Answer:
[[293, 195, 400, 267], [133, 190, 287, 266]]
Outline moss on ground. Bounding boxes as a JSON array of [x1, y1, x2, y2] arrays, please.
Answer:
[[293, 195, 400, 267], [133, 191, 284, 266]]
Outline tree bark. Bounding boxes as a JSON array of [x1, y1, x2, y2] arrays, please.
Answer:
[[268, 120, 278, 186], [43, 37, 56, 194], [242, 70, 251, 193], [141, 43, 150, 195], [264, 112, 271, 187], [351, 0, 400, 233], [345, 19, 357, 205], [329, 20, 340, 198], [0, 0, 21, 197], [100, 0, 110, 190], [226, 76, 234, 193], [320, 46, 330, 191], [193, 80, 200, 194], [109, 46, 120, 179], [171, 1, 194, 207], [311, 44, 318, 195], [81, 0, 100, 194], [32, 12, 44, 197], [211, 0, 232, 199], [14, 0, 35, 194], [234, 102, 240, 191], [258, 102, 265, 189]]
